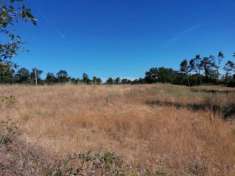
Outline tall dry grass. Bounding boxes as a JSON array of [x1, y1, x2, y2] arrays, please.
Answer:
[[0, 84, 235, 175]]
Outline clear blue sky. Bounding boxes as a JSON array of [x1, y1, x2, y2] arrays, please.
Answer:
[[15, 0, 235, 79]]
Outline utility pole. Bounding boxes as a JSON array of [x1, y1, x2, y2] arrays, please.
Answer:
[[34, 68, 38, 86]]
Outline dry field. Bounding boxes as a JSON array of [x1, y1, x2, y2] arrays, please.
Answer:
[[0, 84, 235, 176]]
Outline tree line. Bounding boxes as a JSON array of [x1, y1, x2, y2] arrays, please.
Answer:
[[0, 51, 235, 86], [0, 1, 235, 87], [145, 52, 235, 87]]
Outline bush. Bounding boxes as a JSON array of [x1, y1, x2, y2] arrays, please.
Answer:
[[46, 152, 168, 176]]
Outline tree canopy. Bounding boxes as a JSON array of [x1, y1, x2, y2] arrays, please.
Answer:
[[0, 0, 36, 62]]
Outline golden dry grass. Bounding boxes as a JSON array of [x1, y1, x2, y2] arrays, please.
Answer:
[[0, 84, 235, 175]]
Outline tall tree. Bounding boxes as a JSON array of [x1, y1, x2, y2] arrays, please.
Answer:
[[224, 61, 235, 78], [189, 55, 202, 74], [180, 59, 190, 86], [180, 59, 190, 74], [217, 51, 224, 65], [216, 51, 224, 78], [188, 55, 203, 85], [0, 0, 36, 62], [200, 56, 218, 81], [82, 73, 90, 84]]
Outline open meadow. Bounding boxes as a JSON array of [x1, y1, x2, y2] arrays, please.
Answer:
[[0, 84, 235, 176]]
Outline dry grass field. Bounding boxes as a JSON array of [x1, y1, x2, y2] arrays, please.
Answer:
[[0, 84, 235, 175]]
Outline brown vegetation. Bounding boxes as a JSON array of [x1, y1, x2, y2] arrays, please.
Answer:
[[0, 84, 235, 175]]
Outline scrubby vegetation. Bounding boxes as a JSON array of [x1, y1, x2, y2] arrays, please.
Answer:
[[1, 51, 235, 86], [0, 84, 235, 176]]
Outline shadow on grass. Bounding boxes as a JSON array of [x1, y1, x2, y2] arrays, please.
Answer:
[[146, 100, 235, 120], [190, 88, 235, 94]]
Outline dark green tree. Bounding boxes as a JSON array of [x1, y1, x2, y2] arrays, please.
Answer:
[[92, 76, 102, 85], [145, 67, 177, 84], [0, 62, 14, 83], [45, 72, 57, 84], [114, 77, 120, 84], [56, 70, 69, 83], [145, 67, 159, 83], [157, 67, 177, 83], [15, 67, 30, 83], [82, 73, 90, 84], [106, 77, 114, 84], [96, 78, 102, 85], [121, 78, 131, 84]]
